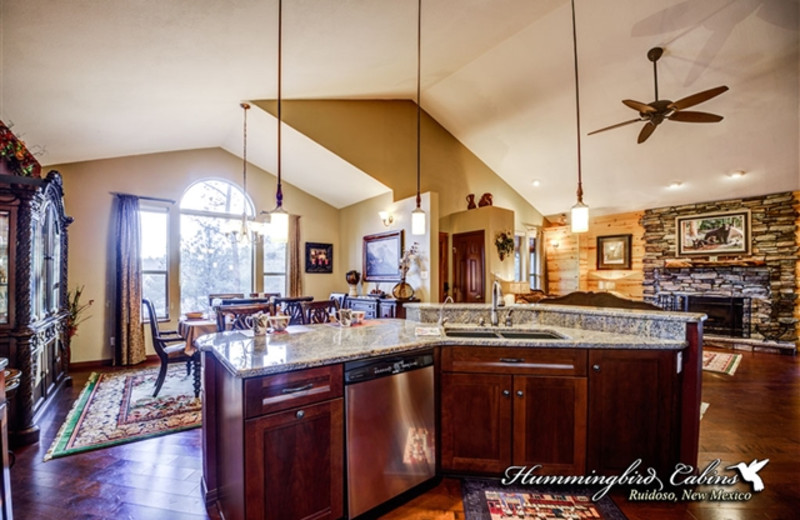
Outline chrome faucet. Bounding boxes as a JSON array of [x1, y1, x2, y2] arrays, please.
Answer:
[[438, 295, 454, 327], [490, 281, 503, 326], [504, 308, 514, 327]]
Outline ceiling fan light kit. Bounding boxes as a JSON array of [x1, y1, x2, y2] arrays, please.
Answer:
[[588, 46, 729, 144]]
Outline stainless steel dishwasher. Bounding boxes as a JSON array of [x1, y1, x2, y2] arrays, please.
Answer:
[[344, 350, 436, 519]]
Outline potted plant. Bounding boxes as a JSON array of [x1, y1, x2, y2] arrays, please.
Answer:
[[66, 285, 94, 345]]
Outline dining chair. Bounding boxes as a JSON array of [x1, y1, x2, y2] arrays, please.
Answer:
[[215, 302, 275, 331], [329, 292, 347, 309], [208, 293, 245, 306], [143, 298, 198, 398], [301, 300, 340, 324], [274, 296, 314, 325]]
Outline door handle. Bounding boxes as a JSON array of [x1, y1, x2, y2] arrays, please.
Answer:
[[502, 389, 510, 396], [281, 383, 313, 394], [516, 390, 524, 397], [592, 364, 601, 372]]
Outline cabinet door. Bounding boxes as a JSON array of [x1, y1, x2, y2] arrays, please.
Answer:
[[441, 372, 512, 473], [513, 376, 587, 475], [587, 349, 679, 475], [245, 399, 344, 520]]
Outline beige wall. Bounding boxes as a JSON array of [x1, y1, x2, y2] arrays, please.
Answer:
[[256, 99, 544, 229], [54, 147, 341, 364], [338, 191, 439, 303]]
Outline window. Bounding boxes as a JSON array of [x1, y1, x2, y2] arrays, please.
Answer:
[[528, 234, 541, 290], [179, 180, 255, 313], [514, 234, 523, 282], [263, 234, 287, 295], [140, 205, 169, 319]]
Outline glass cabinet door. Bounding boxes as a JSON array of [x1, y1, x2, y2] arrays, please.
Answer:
[[0, 210, 9, 324]]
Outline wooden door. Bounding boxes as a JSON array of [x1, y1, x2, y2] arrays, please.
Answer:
[[438, 232, 449, 302], [440, 372, 512, 473], [587, 350, 679, 475], [452, 231, 485, 303], [513, 375, 587, 475], [245, 399, 344, 520]]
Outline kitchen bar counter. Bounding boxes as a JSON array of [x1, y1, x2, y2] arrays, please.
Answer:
[[195, 304, 706, 378]]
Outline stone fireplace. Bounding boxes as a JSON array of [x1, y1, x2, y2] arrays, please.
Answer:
[[641, 192, 798, 347]]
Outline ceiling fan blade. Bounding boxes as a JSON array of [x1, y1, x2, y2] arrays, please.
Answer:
[[637, 122, 657, 144], [668, 111, 724, 123], [622, 99, 656, 113], [587, 118, 642, 136], [668, 86, 729, 111]]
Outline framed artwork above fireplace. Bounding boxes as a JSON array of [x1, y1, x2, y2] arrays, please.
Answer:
[[676, 210, 750, 256]]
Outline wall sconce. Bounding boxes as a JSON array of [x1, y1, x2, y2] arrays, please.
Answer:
[[550, 240, 560, 249], [379, 211, 394, 227]]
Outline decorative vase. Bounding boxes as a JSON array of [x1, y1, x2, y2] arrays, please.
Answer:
[[392, 278, 415, 301], [345, 270, 361, 297], [466, 193, 477, 210], [478, 193, 493, 207]]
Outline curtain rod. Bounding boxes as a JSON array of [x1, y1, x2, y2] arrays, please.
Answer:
[[110, 192, 175, 204]]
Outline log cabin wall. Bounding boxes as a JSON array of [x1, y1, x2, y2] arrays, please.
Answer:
[[543, 211, 645, 299]]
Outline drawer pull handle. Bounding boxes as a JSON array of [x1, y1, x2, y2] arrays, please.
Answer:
[[499, 358, 525, 363], [296, 410, 305, 419], [502, 389, 510, 396], [281, 383, 314, 394]]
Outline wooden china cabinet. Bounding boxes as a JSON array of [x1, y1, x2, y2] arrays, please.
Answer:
[[1, 145, 72, 445]]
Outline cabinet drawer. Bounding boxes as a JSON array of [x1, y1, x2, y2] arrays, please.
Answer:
[[244, 364, 343, 419], [442, 346, 587, 376]]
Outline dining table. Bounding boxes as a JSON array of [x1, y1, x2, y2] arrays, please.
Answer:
[[178, 316, 218, 356]]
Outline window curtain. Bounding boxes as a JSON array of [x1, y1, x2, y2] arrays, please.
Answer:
[[288, 215, 303, 297], [114, 195, 146, 365]]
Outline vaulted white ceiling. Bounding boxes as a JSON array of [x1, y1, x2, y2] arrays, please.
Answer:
[[1, 0, 798, 215]]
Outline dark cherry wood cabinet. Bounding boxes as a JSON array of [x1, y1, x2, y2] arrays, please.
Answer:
[[204, 354, 343, 520], [440, 346, 587, 475], [587, 349, 681, 475], [0, 171, 71, 446]]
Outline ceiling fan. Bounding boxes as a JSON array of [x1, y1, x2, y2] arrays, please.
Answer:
[[588, 47, 728, 144]]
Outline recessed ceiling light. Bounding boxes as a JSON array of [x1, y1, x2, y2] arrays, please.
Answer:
[[728, 170, 746, 179], [531, 179, 541, 187], [668, 181, 683, 189]]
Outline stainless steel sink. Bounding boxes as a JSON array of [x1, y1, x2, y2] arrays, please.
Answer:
[[444, 329, 566, 340], [444, 330, 502, 339]]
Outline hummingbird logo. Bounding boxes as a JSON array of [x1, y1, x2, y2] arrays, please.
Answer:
[[727, 459, 769, 492]]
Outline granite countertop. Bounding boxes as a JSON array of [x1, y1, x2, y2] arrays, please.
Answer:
[[195, 317, 692, 378]]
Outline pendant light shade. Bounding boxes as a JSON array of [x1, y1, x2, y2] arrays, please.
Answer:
[[410, 0, 426, 236], [269, 0, 289, 244], [569, 0, 588, 234]]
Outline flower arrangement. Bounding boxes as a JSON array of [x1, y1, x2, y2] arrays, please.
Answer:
[[66, 285, 94, 338], [399, 242, 420, 280], [495, 231, 515, 261], [0, 121, 41, 177]]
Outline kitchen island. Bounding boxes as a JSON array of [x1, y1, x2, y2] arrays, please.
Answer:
[[197, 304, 704, 520]]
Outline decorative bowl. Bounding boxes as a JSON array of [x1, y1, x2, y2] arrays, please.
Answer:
[[268, 315, 291, 332], [185, 311, 204, 320], [351, 310, 366, 324]]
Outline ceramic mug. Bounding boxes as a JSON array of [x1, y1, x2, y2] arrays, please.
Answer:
[[252, 312, 270, 336], [337, 308, 353, 327]]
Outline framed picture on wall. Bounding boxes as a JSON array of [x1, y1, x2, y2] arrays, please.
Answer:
[[363, 230, 403, 282], [305, 242, 333, 273], [597, 234, 632, 270], [676, 210, 750, 256]]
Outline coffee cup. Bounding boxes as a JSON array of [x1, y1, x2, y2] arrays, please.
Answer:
[[337, 309, 353, 327]]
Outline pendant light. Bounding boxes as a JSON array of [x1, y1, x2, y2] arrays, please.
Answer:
[[569, 0, 589, 234], [269, 0, 289, 243], [227, 102, 261, 243], [410, 0, 426, 236]]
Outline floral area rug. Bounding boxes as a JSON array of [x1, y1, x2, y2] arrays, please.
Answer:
[[462, 479, 628, 520], [44, 364, 201, 460]]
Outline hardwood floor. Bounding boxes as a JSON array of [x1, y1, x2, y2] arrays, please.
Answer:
[[9, 347, 799, 519]]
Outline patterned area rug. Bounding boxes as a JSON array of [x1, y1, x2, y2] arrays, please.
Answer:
[[44, 364, 201, 460], [702, 351, 742, 375], [462, 479, 627, 520]]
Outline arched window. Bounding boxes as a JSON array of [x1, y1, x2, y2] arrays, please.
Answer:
[[179, 180, 254, 313]]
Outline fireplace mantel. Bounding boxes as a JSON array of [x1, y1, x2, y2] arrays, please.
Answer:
[[663, 258, 767, 269]]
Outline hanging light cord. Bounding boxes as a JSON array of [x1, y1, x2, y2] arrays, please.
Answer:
[[415, 0, 422, 210], [570, 0, 583, 205], [241, 102, 250, 206], [276, 0, 284, 210]]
